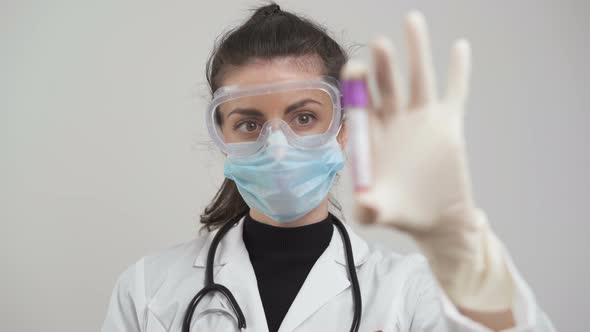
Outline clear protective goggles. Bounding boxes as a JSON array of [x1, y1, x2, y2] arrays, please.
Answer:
[[206, 77, 343, 158]]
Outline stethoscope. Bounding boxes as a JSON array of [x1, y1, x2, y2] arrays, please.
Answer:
[[181, 212, 362, 332]]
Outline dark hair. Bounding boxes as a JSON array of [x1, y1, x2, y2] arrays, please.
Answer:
[[200, 3, 348, 231]]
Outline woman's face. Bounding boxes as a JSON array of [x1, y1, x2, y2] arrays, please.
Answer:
[[216, 57, 348, 148]]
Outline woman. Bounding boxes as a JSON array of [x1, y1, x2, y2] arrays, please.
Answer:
[[102, 4, 555, 332]]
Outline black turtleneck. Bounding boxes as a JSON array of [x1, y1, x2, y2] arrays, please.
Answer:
[[242, 212, 334, 332]]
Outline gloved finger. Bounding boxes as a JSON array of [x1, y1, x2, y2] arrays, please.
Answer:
[[354, 187, 380, 225], [445, 39, 472, 104], [406, 11, 438, 108], [356, 184, 404, 228], [370, 36, 404, 118]]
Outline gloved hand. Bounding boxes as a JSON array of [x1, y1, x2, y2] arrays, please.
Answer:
[[342, 11, 515, 312]]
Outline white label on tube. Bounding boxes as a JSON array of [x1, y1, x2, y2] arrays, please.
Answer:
[[348, 107, 371, 191]]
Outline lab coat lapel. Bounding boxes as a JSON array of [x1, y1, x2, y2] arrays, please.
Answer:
[[278, 221, 370, 332], [194, 218, 269, 332]]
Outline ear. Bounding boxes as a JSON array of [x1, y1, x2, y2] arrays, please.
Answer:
[[336, 120, 348, 150]]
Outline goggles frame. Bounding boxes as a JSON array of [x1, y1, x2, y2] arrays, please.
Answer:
[[206, 76, 343, 157]]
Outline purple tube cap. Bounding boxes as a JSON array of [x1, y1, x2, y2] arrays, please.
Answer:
[[342, 80, 369, 107]]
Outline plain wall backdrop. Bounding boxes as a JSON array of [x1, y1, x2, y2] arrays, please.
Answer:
[[1, 0, 588, 331]]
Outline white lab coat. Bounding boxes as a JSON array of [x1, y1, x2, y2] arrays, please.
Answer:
[[102, 217, 555, 332]]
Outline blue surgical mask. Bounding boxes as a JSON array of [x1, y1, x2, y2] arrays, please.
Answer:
[[223, 131, 345, 223]]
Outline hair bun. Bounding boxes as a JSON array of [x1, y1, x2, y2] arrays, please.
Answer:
[[263, 4, 281, 16]]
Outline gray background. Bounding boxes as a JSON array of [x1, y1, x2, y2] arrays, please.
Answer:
[[1, 0, 588, 331]]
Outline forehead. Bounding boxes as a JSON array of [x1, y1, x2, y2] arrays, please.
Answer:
[[219, 88, 333, 115], [219, 56, 325, 88]]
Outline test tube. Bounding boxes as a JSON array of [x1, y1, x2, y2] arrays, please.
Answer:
[[342, 78, 372, 192]]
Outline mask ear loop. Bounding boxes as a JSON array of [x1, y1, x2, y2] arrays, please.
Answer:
[[335, 87, 347, 136], [334, 104, 347, 144], [337, 112, 346, 134]]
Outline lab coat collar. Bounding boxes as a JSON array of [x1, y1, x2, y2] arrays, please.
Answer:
[[330, 217, 371, 267], [193, 217, 245, 268], [191, 215, 371, 332], [277, 218, 370, 332], [193, 217, 269, 331], [192, 215, 370, 268]]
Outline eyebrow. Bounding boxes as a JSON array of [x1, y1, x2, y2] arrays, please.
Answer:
[[226, 99, 323, 118]]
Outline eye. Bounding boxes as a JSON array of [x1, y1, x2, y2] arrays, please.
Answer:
[[236, 120, 260, 133], [294, 113, 316, 126]]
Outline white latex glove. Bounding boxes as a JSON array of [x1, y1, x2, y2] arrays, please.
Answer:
[[343, 11, 514, 312]]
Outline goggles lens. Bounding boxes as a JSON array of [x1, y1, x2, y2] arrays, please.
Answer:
[[206, 78, 342, 157], [215, 88, 334, 143]]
